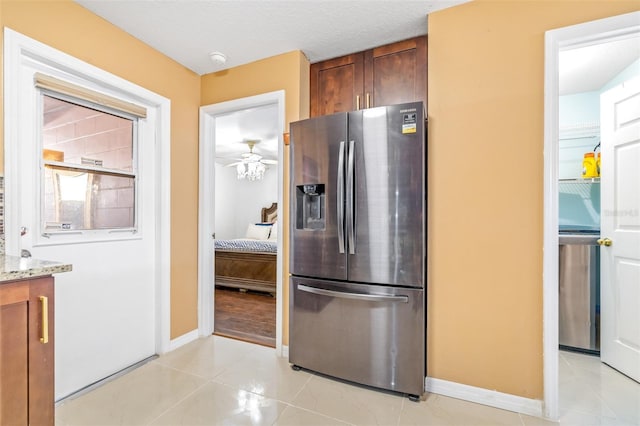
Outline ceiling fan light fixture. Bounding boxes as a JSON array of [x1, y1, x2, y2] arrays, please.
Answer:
[[230, 139, 274, 181], [236, 160, 266, 181]]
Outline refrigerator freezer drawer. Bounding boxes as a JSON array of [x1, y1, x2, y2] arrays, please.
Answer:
[[289, 277, 425, 397]]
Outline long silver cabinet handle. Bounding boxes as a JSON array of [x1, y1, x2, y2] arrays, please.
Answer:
[[346, 140, 356, 254], [337, 141, 346, 254], [298, 284, 409, 303]]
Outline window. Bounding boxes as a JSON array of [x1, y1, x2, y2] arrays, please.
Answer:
[[41, 94, 138, 233]]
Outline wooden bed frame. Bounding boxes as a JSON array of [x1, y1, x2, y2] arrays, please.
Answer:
[[214, 203, 277, 294]]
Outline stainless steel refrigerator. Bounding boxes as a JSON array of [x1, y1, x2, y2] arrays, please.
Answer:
[[289, 101, 426, 399]]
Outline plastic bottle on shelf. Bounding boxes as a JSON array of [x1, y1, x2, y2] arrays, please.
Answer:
[[582, 152, 597, 178]]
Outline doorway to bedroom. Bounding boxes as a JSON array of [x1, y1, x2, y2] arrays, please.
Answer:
[[198, 91, 285, 352]]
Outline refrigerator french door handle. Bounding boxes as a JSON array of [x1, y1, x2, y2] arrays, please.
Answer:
[[347, 140, 356, 254], [298, 284, 409, 303], [337, 141, 346, 254]]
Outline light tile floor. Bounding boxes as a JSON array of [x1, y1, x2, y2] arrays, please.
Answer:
[[55, 337, 640, 425], [557, 350, 640, 426]]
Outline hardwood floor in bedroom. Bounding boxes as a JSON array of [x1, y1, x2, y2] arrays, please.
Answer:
[[214, 286, 276, 347]]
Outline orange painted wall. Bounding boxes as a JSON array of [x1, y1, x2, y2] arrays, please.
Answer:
[[0, 0, 201, 338], [427, 1, 639, 398], [201, 51, 310, 345], [201, 51, 310, 131]]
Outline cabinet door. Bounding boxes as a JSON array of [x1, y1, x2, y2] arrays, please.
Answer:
[[0, 282, 29, 425], [364, 36, 427, 109], [310, 53, 364, 117], [28, 277, 55, 426]]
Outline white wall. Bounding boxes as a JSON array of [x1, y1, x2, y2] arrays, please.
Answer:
[[558, 91, 600, 179], [214, 162, 278, 239], [214, 163, 236, 239]]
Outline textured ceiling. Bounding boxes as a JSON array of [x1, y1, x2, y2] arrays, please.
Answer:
[[74, 1, 639, 161], [75, 0, 469, 75], [73, 0, 469, 163], [214, 104, 280, 165]]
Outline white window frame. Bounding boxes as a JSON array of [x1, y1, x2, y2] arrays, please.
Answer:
[[39, 90, 141, 237], [3, 45, 162, 248]]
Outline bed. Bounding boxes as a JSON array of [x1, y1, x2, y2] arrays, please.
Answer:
[[214, 203, 277, 294]]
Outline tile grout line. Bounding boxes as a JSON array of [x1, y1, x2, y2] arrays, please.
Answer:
[[516, 412, 529, 426], [199, 356, 359, 425], [289, 369, 315, 402], [280, 404, 357, 426], [144, 379, 213, 425], [151, 358, 219, 381], [281, 372, 349, 424]]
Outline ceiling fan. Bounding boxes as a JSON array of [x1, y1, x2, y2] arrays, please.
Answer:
[[227, 140, 277, 167], [227, 140, 277, 180]]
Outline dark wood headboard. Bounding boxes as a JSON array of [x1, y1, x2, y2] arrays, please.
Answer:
[[261, 202, 277, 223]]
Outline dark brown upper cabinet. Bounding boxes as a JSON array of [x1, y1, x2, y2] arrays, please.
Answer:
[[310, 36, 427, 117]]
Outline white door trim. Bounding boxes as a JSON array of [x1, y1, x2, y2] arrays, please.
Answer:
[[198, 91, 286, 354], [3, 27, 172, 355], [543, 11, 640, 421]]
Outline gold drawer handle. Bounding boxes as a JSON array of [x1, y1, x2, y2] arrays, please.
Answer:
[[40, 296, 49, 344]]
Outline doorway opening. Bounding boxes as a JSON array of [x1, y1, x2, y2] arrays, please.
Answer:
[[198, 91, 286, 354], [543, 11, 640, 420], [212, 105, 279, 347]]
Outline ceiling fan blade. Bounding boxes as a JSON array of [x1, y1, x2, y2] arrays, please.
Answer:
[[261, 159, 278, 164]]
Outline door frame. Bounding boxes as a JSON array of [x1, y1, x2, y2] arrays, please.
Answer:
[[3, 28, 172, 354], [542, 11, 640, 420], [198, 91, 286, 354]]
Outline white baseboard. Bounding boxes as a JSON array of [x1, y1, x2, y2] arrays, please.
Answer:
[[281, 345, 289, 358], [425, 377, 543, 418], [167, 329, 199, 352]]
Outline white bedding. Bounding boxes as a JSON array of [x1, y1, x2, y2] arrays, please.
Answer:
[[214, 238, 277, 253]]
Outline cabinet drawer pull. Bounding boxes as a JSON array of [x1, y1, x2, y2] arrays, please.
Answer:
[[39, 296, 49, 344], [356, 95, 361, 110], [366, 93, 371, 109]]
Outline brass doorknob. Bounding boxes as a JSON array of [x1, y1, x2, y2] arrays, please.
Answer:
[[597, 238, 612, 247]]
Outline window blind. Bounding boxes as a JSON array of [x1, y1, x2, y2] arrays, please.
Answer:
[[34, 73, 147, 118]]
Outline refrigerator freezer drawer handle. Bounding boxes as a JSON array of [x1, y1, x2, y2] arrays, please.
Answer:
[[298, 284, 409, 303], [347, 140, 356, 254], [337, 141, 346, 254]]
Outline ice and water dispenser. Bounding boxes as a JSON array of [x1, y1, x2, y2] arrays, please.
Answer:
[[295, 184, 325, 230]]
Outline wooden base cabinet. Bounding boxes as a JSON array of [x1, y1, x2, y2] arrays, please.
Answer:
[[310, 36, 427, 117], [0, 276, 54, 426]]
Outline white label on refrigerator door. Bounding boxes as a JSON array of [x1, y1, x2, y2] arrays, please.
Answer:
[[402, 113, 417, 134]]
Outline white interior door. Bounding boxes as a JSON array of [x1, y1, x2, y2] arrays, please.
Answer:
[[3, 29, 167, 400], [16, 100, 157, 401], [600, 75, 640, 382]]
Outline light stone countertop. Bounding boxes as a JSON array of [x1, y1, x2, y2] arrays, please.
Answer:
[[0, 255, 72, 282]]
